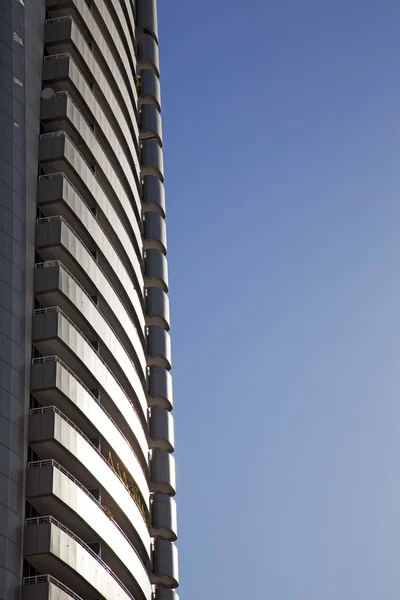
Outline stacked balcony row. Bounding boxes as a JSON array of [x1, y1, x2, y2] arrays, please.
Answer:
[[25, 1, 178, 600], [138, 1, 179, 597]]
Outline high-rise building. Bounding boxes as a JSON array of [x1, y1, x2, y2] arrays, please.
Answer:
[[0, 1, 178, 600]]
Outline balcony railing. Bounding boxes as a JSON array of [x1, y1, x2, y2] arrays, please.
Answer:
[[29, 405, 149, 526], [25, 515, 138, 600], [35, 214, 144, 339], [37, 172, 144, 295], [27, 459, 146, 567], [31, 355, 145, 461], [32, 306, 145, 424], [23, 574, 83, 600]]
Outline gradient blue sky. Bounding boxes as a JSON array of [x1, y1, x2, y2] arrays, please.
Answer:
[[158, 1, 400, 598]]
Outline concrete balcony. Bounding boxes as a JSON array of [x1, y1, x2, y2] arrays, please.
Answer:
[[150, 450, 176, 496], [140, 103, 162, 145], [37, 174, 145, 329], [142, 175, 165, 217], [30, 355, 149, 476], [143, 212, 166, 255], [22, 575, 84, 600], [24, 517, 152, 600], [32, 307, 148, 422], [150, 408, 174, 452], [28, 407, 150, 536], [26, 460, 151, 587], [41, 92, 141, 235], [152, 540, 179, 589], [39, 131, 142, 262], [138, 33, 159, 76], [145, 249, 168, 292], [147, 326, 172, 370], [137, 0, 158, 41], [146, 287, 170, 330], [148, 366, 173, 411], [45, 0, 138, 119], [41, 53, 140, 199], [37, 173, 145, 304], [141, 138, 163, 180], [44, 17, 139, 149], [139, 69, 161, 112], [35, 219, 146, 375], [151, 495, 177, 541]]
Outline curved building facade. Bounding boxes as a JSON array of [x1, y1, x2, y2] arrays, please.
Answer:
[[0, 1, 178, 599]]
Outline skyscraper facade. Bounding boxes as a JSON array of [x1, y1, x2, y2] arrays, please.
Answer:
[[0, 1, 178, 599]]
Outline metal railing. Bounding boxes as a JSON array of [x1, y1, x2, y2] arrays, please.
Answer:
[[45, 15, 72, 24], [31, 354, 148, 467], [29, 405, 148, 525], [44, 52, 71, 61], [35, 213, 143, 323], [27, 459, 146, 566], [38, 123, 141, 231], [23, 574, 83, 600], [38, 127, 142, 246], [33, 256, 144, 386], [39, 130, 98, 180], [25, 516, 137, 600], [40, 130, 65, 138], [32, 355, 98, 401], [49, 89, 141, 197], [34, 257, 99, 310], [32, 306, 145, 423], [37, 171, 146, 306]]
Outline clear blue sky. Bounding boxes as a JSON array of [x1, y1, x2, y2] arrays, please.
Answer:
[[158, 1, 400, 598]]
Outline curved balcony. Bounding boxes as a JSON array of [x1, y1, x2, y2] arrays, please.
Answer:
[[148, 366, 173, 411], [46, 0, 137, 111], [33, 261, 147, 389], [151, 449, 176, 496], [32, 307, 148, 424], [144, 212, 167, 254], [151, 494, 177, 541], [140, 69, 161, 111], [39, 131, 142, 262], [145, 249, 169, 291], [30, 355, 148, 475], [150, 408, 174, 452], [146, 287, 170, 330], [137, 0, 158, 41], [37, 173, 146, 328], [141, 138, 164, 180], [140, 103, 162, 145], [152, 540, 179, 589], [42, 54, 139, 181], [44, 19, 139, 153], [26, 460, 151, 585], [147, 326, 172, 370], [24, 517, 152, 600], [35, 217, 146, 370], [99, 0, 137, 72], [138, 33, 160, 76], [41, 93, 141, 233], [37, 174, 144, 304], [42, 51, 139, 191], [22, 575, 85, 600], [142, 175, 166, 217], [28, 406, 150, 524]]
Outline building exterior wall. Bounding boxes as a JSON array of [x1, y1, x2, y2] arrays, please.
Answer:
[[0, 1, 178, 599], [0, 2, 45, 598]]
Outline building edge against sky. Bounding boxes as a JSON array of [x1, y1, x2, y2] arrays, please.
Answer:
[[0, 1, 178, 599]]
